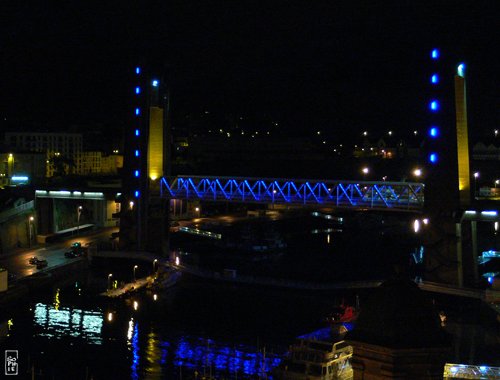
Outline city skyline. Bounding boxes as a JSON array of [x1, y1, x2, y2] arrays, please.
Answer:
[[1, 2, 499, 139]]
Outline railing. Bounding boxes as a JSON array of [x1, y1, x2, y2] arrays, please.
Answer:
[[161, 176, 425, 211], [0, 200, 34, 223]]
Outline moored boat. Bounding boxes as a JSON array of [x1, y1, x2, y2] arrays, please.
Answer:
[[273, 327, 353, 380]]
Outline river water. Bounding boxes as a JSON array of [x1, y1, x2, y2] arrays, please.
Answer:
[[1, 212, 499, 379]]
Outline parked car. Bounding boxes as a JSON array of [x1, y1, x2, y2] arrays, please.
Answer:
[[29, 257, 40, 265], [36, 259, 48, 269]]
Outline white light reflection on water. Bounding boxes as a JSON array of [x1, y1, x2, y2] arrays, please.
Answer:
[[33, 303, 103, 344]]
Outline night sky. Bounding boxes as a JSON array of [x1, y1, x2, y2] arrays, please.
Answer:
[[1, 1, 499, 139]]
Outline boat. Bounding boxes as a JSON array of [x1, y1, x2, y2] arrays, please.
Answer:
[[273, 327, 353, 380]]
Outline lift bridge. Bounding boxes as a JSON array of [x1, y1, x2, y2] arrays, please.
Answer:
[[160, 176, 425, 212]]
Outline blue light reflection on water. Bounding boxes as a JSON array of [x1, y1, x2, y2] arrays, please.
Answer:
[[131, 323, 140, 380], [173, 336, 282, 377]]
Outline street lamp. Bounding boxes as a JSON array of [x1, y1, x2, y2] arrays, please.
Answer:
[[361, 167, 369, 180], [133, 265, 138, 282], [495, 179, 499, 188], [28, 216, 34, 248], [108, 273, 113, 290], [413, 168, 422, 178], [153, 259, 158, 275], [77, 205, 82, 235], [473, 172, 479, 197]]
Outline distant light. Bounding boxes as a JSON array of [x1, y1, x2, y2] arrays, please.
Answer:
[[429, 153, 438, 163], [134, 170, 139, 177], [129, 201, 134, 210], [175, 256, 180, 266], [153, 294, 157, 301], [135, 87, 140, 94], [422, 218, 429, 225], [481, 211, 498, 217], [488, 277, 493, 284], [362, 167, 369, 175], [135, 150, 139, 157], [429, 100, 440, 112], [135, 129, 140, 136], [135, 108, 140, 116], [133, 301, 138, 310], [474, 172, 480, 178], [431, 49, 440, 59], [152, 80, 159, 87], [413, 168, 422, 177], [413, 219, 420, 233], [12, 176, 29, 181], [134, 190, 140, 198], [429, 127, 439, 138], [431, 74, 439, 84], [457, 63, 466, 77], [107, 312, 113, 322], [135, 67, 141, 74], [363, 131, 368, 136], [388, 131, 392, 136]]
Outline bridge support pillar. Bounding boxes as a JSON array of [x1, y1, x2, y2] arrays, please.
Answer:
[[455, 223, 464, 287]]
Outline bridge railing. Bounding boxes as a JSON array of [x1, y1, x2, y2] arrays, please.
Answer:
[[160, 176, 424, 211]]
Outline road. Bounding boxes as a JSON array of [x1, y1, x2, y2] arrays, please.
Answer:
[[0, 227, 118, 281]]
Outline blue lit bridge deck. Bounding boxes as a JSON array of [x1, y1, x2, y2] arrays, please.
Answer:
[[160, 176, 425, 211]]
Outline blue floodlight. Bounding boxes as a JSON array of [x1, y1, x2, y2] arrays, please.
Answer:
[[135, 108, 140, 116], [135, 67, 141, 75], [135, 150, 140, 157], [429, 153, 438, 163], [134, 170, 140, 177], [457, 63, 466, 77], [135, 87, 140, 94], [431, 74, 439, 84], [152, 80, 159, 87], [134, 190, 140, 198], [429, 100, 439, 112], [429, 127, 439, 138], [431, 49, 439, 59], [135, 129, 140, 136]]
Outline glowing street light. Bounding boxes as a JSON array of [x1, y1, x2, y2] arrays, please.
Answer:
[[133, 265, 138, 282], [133, 301, 139, 310], [153, 259, 158, 274], [413, 168, 422, 178], [28, 216, 34, 248], [361, 167, 369, 180], [77, 205, 83, 235], [108, 273, 113, 290], [495, 179, 499, 188], [473, 172, 479, 197]]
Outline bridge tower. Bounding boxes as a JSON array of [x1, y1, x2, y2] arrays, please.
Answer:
[[120, 66, 171, 255]]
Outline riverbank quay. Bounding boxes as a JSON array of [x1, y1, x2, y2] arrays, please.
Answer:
[[177, 263, 500, 318], [0, 258, 87, 310]]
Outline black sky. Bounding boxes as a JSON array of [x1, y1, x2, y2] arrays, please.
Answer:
[[1, 1, 499, 138]]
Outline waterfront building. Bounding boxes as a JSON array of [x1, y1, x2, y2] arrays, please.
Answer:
[[4, 132, 83, 177]]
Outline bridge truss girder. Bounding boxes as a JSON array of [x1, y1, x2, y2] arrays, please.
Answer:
[[160, 176, 424, 211]]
